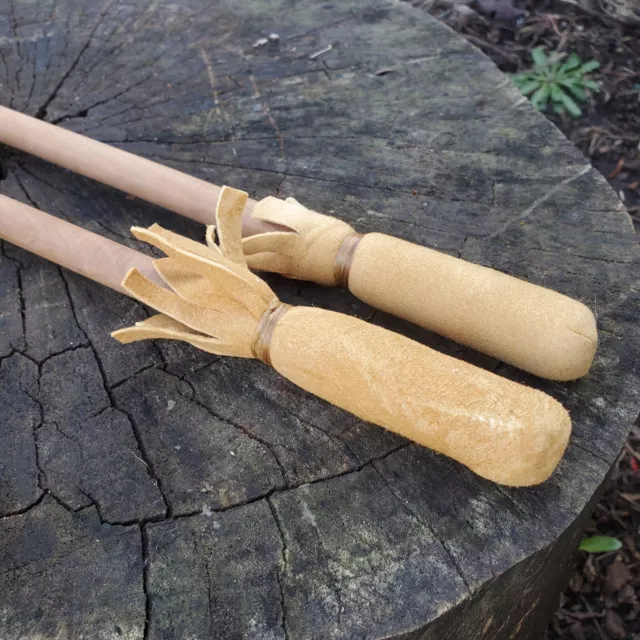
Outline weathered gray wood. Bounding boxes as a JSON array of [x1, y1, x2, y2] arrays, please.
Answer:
[[0, 0, 638, 638], [0, 496, 144, 638]]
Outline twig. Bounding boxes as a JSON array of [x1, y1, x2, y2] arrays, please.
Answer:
[[624, 442, 640, 461], [559, 609, 604, 621], [579, 595, 606, 640], [608, 158, 625, 179], [462, 34, 521, 65]]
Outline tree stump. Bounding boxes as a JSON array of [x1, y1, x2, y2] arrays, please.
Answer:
[[1, 1, 639, 638]]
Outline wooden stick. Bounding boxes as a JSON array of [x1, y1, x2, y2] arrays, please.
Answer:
[[0, 194, 161, 293], [0, 106, 275, 235]]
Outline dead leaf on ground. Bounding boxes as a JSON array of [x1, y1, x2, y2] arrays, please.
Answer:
[[605, 609, 627, 639], [471, 0, 527, 22], [606, 561, 633, 591]]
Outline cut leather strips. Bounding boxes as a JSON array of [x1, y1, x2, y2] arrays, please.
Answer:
[[113, 185, 572, 487], [244, 196, 598, 382]]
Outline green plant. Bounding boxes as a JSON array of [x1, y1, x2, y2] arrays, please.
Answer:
[[512, 47, 600, 118], [579, 535, 622, 553]]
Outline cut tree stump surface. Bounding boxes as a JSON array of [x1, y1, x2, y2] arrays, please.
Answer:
[[0, 1, 639, 638]]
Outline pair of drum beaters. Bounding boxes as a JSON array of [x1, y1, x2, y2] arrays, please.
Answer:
[[114, 186, 595, 489], [0, 106, 597, 487]]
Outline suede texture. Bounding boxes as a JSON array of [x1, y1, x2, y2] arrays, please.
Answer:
[[243, 196, 354, 285], [351, 233, 598, 381], [113, 186, 572, 486], [244, 197, 598, 382], [271, 307, 571, 486]]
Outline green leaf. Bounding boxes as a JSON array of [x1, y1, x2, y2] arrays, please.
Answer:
[[551, 86, 582, 117], [511, 73, 531, 87], [531, 47, 548, 67], [579, 536, 622, 553], [517, 79, 543, 95], [561, 53, 581, 72], [530, 84, 550, 110], [560, 81, 587, 102], [549, 61, 563, 75], [580, 60, 600, 73], [584, 79, 600, 91]]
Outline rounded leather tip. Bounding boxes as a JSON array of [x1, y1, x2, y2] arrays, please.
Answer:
[[477, 396, 572, 487], [537, 301, 598, 382]]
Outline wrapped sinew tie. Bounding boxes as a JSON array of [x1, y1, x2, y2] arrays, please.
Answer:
[[113, 186, 572, 487], [243, 196, 599, 382]]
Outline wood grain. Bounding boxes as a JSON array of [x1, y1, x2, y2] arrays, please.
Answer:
[[0, 0, 638, 638]]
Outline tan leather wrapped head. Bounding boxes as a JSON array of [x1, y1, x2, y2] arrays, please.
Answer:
[[243, 196, 597, 381]]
